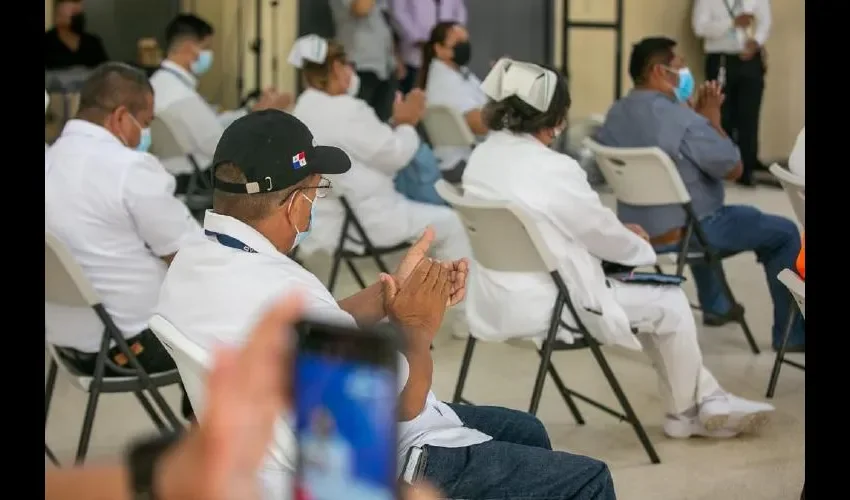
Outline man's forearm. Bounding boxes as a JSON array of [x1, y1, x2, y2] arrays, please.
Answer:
[[46, 466, 131, 500], [337, 282, 386, 327], [399, 343, 433, 421]]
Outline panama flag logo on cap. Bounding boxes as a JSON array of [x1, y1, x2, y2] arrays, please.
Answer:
[[292, 151, 307, 169]]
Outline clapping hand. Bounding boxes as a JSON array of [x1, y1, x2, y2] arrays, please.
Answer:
[[394, 227, 470, 308], [381, 259, 452, 347]]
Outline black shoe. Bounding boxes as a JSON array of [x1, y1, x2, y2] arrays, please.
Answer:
[[736, 177, 756, 188], [702, 303, 745, 327]]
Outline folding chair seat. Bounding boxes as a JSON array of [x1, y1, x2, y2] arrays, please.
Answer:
[[585, 139, 760, 354], [435, 180, 661, 465], [421, 105, 476, 184], [149, 103, 213, 221], [765, 269, 805, 398], [45, 233, 183, 464], [769, 163, 805, 227], [327, 197, 411, 294]]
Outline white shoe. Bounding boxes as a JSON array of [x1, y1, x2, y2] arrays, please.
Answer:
[[699, 394, 774, 434], [663, 415, 740, 439]]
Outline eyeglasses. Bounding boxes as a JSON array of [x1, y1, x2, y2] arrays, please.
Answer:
[[311, 176, 333, 198]]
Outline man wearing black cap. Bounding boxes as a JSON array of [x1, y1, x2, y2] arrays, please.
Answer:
[[155, 109, 474, 499]]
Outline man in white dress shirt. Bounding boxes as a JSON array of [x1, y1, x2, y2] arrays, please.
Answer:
[[149, 14, 291, 191], [45, 62, 200, 417], [692, 0, 771, 187]]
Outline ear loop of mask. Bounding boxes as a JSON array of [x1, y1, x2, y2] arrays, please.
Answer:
[[287, 191, 316, 251]]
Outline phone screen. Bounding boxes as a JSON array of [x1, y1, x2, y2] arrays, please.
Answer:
[[294, 323, 398, 500]]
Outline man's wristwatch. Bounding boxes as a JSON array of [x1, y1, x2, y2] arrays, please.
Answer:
[[125, 432, 181, 499]]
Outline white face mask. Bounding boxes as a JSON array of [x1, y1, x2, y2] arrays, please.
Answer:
[[347, 71, 361, 97]]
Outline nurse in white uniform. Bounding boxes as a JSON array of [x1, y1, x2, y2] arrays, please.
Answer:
[[462, 58, 775, 439], [288, 35, 473, 334], [420, 22, 488, 179]]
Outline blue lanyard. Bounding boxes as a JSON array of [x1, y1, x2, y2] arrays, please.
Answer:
[[159, 66, 196, 90], [205, 230, 257, 253]]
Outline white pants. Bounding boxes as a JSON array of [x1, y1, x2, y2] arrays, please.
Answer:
[[612, 282, 722, 416]]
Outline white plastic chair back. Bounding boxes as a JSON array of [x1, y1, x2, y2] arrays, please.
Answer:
[[148, 315, 210, 414], [434, 180, 556, 273], [777, 269, 805, 319], [150, 101, 199, 159], [565, 114, 605, 152], [45, 233, 98, 308], [769, 163, 805, 228], [584, 139, 691, 205], [148, 314, 297, 470], [422, 105, 476, 148]]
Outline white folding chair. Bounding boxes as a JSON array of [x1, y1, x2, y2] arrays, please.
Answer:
[[765, 269, 806, 398], [769, 163, 805, 228], [327, 197, 411, 294], [435, 180, 660, 464], [584, 138, 760, 355], [149, 104, 213, 218], [421, 105, 476, 183], [45, 233, 182, 463], [148, 314, 298, 471]]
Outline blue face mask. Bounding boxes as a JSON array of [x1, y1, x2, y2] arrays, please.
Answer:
[[291, 193, 317, 250], [191, 50, 214, 76], [673, 67, 695, 103], [136, 128, 152, 153]]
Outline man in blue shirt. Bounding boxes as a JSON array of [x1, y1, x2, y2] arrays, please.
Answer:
[[595, 36, 803, 351]]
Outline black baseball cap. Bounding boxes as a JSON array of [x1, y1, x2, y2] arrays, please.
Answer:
[[211, 109, 351, 194]]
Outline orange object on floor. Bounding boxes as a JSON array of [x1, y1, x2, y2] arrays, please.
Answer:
[[796, 233, 805, 279]]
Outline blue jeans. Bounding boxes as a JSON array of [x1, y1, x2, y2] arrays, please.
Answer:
[[655, 204, 804, 348], [423, 404, 616, 499], [394, 143, 448, 207]]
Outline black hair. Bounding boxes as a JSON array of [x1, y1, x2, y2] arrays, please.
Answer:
[[482, 63, 571, 134], [165, 13, 215, 51], [416, 21, 460, 89], [77, 62, 153, 120], [628, 36, 677, 85]]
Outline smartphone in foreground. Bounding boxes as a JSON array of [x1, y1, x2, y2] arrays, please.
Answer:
[[294, 321, 399, 500]]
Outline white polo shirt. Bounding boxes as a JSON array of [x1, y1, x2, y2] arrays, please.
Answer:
[[149, 60, 246, 175], [424, 59, 487, 171], [155, 211, 490, 488], [45, 120, 201, 352]]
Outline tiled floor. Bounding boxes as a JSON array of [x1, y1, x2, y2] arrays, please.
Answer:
[[45, 184, 804, 499]]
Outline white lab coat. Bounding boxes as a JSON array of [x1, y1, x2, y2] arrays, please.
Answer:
[[291, 88, 423, 253], [462, 131, 658, 351], [788, 126, 805, 180]]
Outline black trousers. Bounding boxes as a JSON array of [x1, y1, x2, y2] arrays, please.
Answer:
[[356, 70, 397, 123], [61, 329, 194, 420], [705, 52, 766, 184]]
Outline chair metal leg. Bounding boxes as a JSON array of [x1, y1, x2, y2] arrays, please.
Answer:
[[452, 337, 477, 404], [766, 308, 797, 398], [529, 295, 566, 416], [45, 359, 58, 428], [586, 337, 661, 464], [345, 259, 369, 289], [539, 357, 585, 425], [327, 253, 344, 294], [710, 259, 760, 355], [134, 391, 168, 431], [75, 387, 101, 464], [45, 444, 60, 466], [371, 253, 391, 274]]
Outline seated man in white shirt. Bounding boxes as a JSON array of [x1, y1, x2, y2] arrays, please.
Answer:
[[463, 58, 774, 440], [45, 62, 201, 418], [149, 13, 291, 191], [788, 126, 805, 180], [155, 110, 616, 500]]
